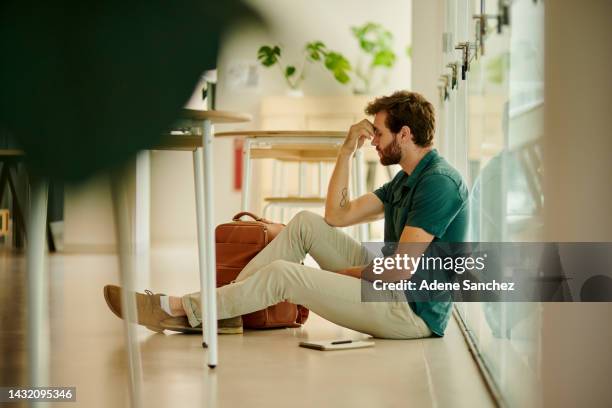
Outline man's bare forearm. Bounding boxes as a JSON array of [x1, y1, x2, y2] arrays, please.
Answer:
[[324, 150, 352, 223], [325, 119, 374, 225]]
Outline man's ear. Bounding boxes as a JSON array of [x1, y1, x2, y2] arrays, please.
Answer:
[[399, 125, 413, 144]]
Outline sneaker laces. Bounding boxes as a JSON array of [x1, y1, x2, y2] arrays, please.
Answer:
[[144, 289, 156, 314]]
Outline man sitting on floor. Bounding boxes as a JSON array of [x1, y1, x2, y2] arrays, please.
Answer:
[[104, 90, 468, 339]]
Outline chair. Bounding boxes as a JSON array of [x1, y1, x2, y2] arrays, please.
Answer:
[[216, 130, 370, 241], [0, 150, 56, 251], [262, 152, 335, 221]]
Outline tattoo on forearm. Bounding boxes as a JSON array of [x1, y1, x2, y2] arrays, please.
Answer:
[[340, 188, 348, 207]]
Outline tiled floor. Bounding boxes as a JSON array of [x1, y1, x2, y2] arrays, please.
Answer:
[[0, 247, 494, 407]]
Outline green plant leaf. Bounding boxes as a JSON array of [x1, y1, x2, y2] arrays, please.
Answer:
[[360, 39, 376, 53], [324, 52, 352, 84], [378, 29, 393, 48], [257, 45, 281, 67], [350, 22, 399, 91], [324, 52, 351, 71], [352, 22, 396, 59], [372, 49, 396, 67], [361, 22, 379, 33], [306, 41, 327, 61], [285, 65, 296, 78], [334, 71, 350, 84]]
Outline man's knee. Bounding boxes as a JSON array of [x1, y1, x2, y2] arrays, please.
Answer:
[[264, 259, 293, 272], [287, 210, 326, 233], [258, 260, 299, 295], [259, 259, 296, 282]]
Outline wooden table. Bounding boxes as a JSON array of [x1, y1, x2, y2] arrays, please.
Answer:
[[215, 130, 368, 241]]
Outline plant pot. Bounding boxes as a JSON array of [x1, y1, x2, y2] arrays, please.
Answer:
[[286, 88, 304, 98]]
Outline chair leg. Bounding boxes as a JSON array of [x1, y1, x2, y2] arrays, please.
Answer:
[[12, 189, 25, 248], [26, 177, 49, 389], [46, 223, 56, 252], [5, 164, 27, 247], [0, 162, 9, 205], [241, 139, 252, 212], [298, 162, 306, 197], [262, 203, 272, 219], [110, 166, 143, 408]]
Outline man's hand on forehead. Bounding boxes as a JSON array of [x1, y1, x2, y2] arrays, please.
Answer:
[[342, 119, 374, 154]]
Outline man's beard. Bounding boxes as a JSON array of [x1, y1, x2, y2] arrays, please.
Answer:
[[378, 136, 402, 166]]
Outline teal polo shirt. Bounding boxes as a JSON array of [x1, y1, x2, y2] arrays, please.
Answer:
[[373, 149, 468, 336]]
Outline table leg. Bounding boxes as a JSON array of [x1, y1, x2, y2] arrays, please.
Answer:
[[192, 147, 209, 349], [110, 167, 143, 407], [202, 119, 218, 368], [26, 177, 49, 396], [241, 138, 252, 211]]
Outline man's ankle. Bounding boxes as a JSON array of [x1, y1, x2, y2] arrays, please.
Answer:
[[160, 295, 187, 317], [169, 296, 187, 316]]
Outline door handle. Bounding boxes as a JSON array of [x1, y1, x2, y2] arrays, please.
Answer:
[[455, 42, 474, 80]]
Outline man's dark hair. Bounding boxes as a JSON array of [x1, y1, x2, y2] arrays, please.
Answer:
[[365, 91, 435, 147]]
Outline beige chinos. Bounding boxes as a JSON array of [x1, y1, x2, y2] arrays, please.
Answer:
[[182, 211, 431, 339]]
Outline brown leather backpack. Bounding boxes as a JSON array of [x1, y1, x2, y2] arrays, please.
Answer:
[[215, 211, 309, 329]]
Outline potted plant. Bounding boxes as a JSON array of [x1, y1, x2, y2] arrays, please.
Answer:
[[257, 41, 351, 95], [350, 22, 397, 95]]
